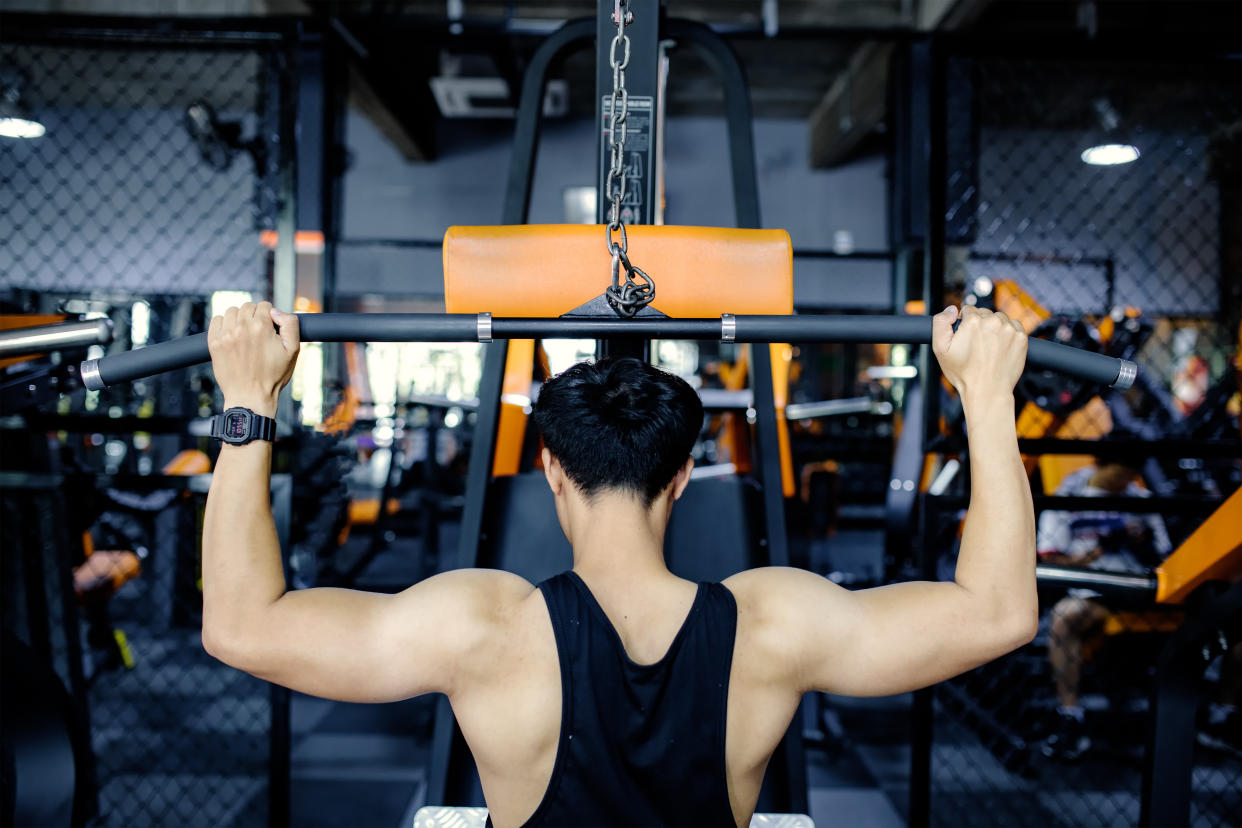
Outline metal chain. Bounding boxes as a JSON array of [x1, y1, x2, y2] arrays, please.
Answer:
[[603, 0, 655, 318]]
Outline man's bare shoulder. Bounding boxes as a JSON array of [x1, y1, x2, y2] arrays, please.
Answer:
[[399, 567, 538, 623], [721, 567, 853, 686], [384, 568, 542, 695], [723, 565, 841, 611]]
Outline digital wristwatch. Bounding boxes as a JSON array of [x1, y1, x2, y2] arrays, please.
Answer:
[[210, 407, 277, 446]]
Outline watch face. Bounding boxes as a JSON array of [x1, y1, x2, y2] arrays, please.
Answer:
[[224, 411, 249, 439]]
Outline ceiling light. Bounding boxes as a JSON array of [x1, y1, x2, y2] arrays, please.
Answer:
[[1081, 143, 1140, 166], [0, 84, 45, 139]]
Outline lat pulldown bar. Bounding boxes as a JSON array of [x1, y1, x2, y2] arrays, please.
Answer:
[[79, 312, 1138, 391]]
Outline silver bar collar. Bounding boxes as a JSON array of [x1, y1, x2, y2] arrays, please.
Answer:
[[1113, 359, 1137, 390], [80, 358, 105, 391]]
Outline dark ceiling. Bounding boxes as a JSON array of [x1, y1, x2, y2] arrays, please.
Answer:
[[2, 0, 1238, 161], [319, 0, 1241, 119]]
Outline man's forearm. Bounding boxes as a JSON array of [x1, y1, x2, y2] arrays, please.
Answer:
[[201, 435, 288, 654], [955, 391, 1037, 634]]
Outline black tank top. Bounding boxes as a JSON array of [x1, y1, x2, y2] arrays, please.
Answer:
[[518, 570, 739, 827]]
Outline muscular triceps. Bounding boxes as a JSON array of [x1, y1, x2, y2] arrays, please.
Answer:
[[758, 569, 1031, 698], [208, 569, 532, 704]]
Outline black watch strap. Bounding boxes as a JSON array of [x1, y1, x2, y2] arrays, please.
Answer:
[[211, 407, 277, 445]]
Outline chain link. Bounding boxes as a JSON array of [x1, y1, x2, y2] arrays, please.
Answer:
[[603, 0, 655, 318]]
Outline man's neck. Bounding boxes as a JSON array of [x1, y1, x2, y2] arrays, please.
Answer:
[[566, 495, 674, 584]]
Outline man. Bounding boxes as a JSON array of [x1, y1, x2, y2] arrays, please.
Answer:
[[202, 301, 1036, 827], [1037, 458, 1173, 760]]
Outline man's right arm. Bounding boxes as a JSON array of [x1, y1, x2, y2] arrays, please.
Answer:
[[200, 302, 534, 704], [202, 428, 533, 703], [729, 305, 1039, 697]]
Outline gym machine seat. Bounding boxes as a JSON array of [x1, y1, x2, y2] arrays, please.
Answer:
[[411, 805, 815, 827]]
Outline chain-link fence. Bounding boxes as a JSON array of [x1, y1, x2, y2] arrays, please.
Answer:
[[1, 30, 288, 827], [923, 50, 1242, 828], [940, 55, 1239, 471]]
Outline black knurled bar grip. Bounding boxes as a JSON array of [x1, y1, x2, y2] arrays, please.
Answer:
[[80, 313, 1133, 390]]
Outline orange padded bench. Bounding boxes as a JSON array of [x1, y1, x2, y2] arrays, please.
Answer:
[[443, 225, 792, 317]]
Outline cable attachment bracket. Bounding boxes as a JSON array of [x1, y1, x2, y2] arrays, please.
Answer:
[[606, 245, 656, 318]]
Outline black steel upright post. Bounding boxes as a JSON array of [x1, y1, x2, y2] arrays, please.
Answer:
[[908, 33, 942, 828], [267, 25, 298, 828], [317, 25, 348, 386], [455, 346, 509, 572], [909, 490, 936, 827], [49, 491, 97, 823], [321, 32, 347, 314], [919, 37, 945, 454], [1141, 580, 1242, 826], [430, 340, 509, 806]]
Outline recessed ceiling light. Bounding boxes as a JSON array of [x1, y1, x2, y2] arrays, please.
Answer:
[[1081, 143, 1140, 166], [0, 116, 45, 138], [0, 80, 45, 139]]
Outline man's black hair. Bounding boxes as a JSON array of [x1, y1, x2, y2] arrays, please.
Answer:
[[531, 357, 704, 507]]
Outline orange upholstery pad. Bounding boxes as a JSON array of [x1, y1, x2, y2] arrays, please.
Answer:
[[1156, 486, 1242, 604], [444, 225, 792, 316]]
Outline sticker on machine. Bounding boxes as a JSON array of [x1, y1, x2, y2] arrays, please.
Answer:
[[600, 95, 654, 225]]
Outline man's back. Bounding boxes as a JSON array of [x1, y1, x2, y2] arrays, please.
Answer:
[[448, 569, 801, 827]]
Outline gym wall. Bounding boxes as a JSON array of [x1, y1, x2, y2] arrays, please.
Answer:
[[0, 34, 286, 827], [0, 44, 274, 297], [335, 112, 892, 309]]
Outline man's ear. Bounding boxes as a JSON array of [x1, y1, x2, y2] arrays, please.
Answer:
[[671, 457, 695, 501], [542, 448, 565, 496]]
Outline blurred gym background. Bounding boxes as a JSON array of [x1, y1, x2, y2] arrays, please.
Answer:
[[1, 1, 1238, 826]]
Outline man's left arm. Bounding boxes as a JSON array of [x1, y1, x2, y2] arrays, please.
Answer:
[[728, 306, 1038, 698]]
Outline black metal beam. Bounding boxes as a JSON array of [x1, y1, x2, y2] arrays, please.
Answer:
[[665, 19, 760, 230], [0, 12, 292, 47], [504, 18, 596, 224]]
